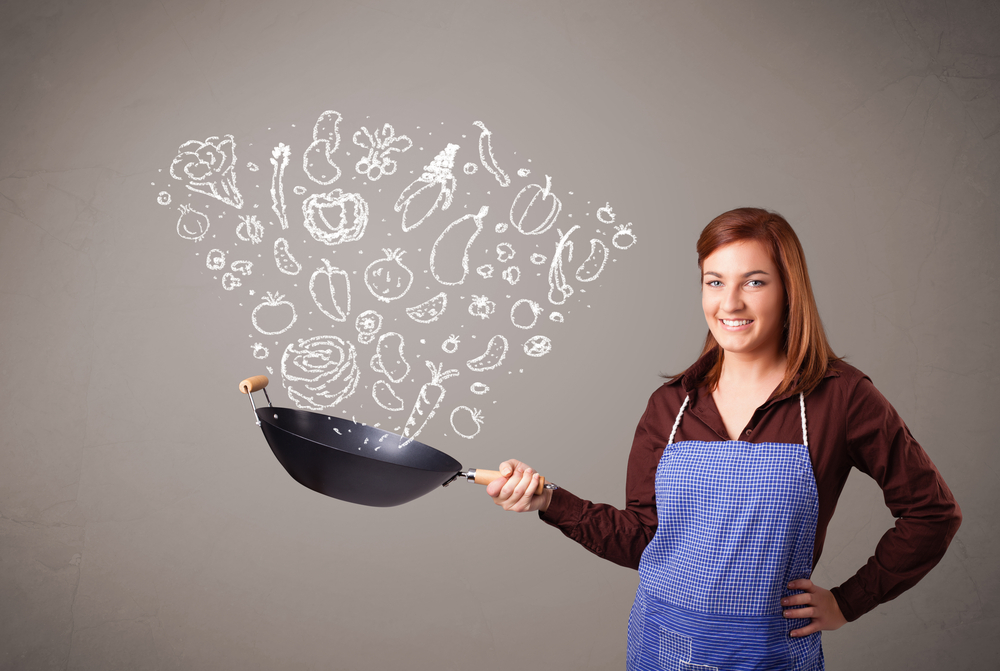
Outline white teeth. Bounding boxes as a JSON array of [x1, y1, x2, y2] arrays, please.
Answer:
[[722, 319, 752, 327]]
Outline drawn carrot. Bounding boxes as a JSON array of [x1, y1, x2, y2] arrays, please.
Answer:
[[399, 361, 459, 447]]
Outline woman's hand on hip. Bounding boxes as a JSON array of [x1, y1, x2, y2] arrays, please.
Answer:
[[782, 579, 847, 637], [485, 459, 553, 513]]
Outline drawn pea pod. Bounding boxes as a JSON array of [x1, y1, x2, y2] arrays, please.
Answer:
[[575, 238, 609, 283], [429, 206, 488, 286]]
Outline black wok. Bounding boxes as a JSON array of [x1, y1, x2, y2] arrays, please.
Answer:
[[239, 376, 552, 507]]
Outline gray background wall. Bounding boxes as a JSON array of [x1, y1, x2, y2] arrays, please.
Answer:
[[1, 1, 997, 669]]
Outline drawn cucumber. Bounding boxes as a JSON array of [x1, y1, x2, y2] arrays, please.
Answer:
[[466, 335, 508, 372]]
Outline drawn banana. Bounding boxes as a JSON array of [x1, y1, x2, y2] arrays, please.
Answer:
[[474, 121, 510, 187]]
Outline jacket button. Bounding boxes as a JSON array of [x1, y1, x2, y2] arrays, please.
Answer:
[[745, 429, 752, 436]]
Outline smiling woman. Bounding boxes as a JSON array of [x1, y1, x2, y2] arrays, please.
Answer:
[[486, 207, 962, 671]]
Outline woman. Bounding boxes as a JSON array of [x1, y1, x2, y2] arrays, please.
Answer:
[[487, 208, 961, 670]]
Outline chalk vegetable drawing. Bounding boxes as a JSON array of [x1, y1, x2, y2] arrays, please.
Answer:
[[159, 112, 639, 446], [406, 292, 448, 323], [355, 309, 383, 344], [236, 214, 264, 244], [395, 143, 459, 232], [270, 143, 291, 229], [206, 249, 226, 270], [372, 379, 405, 412], [547, 226, 579, 305], [400, 361, 459, 447], [230, 260, 253, 276], [511, 298, 543, 330], [353, 123, 413, 181], [596, 202, 616, 225], [510, 175, 561, 235], [502, 266, 521, 286], [496, 242, 515, 263], [221, 273, 241, 291], [302, 189, 370, 246], [365, 249, 414, 302], [176, 204, 210, 241], [450, 406, 484, 439], [309, 259, 351, 322], [303, 110, 343, 185], [273, 238, 302, 275], [441, 335, 460, 354], [252, 292, 298, 335], [473, 120, 511, 187], [466, 335, 508, 372], [575, 238, 609, 283], [523, 335, 552, 358], [468, 295, 496, 320], [281, 335, 360, 411], [429, 205, 489, 286], [170, 135, 244, 209], [613, 224, 637, 250], [370, 332, 410, 384]]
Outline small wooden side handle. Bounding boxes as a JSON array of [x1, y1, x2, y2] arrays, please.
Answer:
[[239, 375, 269, 394], [472, 469, 546, 496]]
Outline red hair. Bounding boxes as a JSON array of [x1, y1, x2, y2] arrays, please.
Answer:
[[693, 208, 838, 396]]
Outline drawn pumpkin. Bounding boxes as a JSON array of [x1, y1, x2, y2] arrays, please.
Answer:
[[302, 189, 369, 246], [509, 175, 561, 235]]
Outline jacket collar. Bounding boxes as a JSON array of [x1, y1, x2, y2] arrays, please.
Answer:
[[671, 348, 839, 408]]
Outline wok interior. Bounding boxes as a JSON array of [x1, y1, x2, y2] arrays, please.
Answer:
[[259, 407, 462, 474]]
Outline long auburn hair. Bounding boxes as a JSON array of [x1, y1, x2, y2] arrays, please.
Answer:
[[688, 207, 839, 397]]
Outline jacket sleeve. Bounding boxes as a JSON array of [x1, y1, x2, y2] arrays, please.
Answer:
[[537, 389, 670, 569], [831, 376, 962, 621]]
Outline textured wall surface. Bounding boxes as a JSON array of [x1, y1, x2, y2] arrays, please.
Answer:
[[1, 1, 997, 669]]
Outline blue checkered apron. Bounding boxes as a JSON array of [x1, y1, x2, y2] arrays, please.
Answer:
[[627, 394, 823, 670]]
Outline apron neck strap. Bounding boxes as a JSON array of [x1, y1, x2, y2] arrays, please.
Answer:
[[667, 392, 808, 446]]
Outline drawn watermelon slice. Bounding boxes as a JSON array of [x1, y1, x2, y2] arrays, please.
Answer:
[[405, 291, 448, 323]]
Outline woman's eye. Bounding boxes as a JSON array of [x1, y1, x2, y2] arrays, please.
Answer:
[[747, 280, 764, 287], [706, 280, 722, 287]]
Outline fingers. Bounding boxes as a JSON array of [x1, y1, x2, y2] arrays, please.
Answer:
[[781, 579, 847, 637]]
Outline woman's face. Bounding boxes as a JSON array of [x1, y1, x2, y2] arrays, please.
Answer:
[[701, 240, 787, 361]]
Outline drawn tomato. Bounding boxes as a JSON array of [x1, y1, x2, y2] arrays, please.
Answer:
[[450, 406, 484, 440], [509, 175, 561, 235], [365, 248, 413, 302], [252, 292, 297, 335], [613, 224, 637, 250]]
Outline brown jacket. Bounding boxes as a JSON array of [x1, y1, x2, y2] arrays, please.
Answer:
[[540, 351, 962, 621]]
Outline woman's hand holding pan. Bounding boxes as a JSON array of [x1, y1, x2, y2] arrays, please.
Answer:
[[486, 459, 553, 513]]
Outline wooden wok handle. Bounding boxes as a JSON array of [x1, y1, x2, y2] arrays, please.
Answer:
[[470, 469, 546, 495], [239, 375, 269, 394]]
